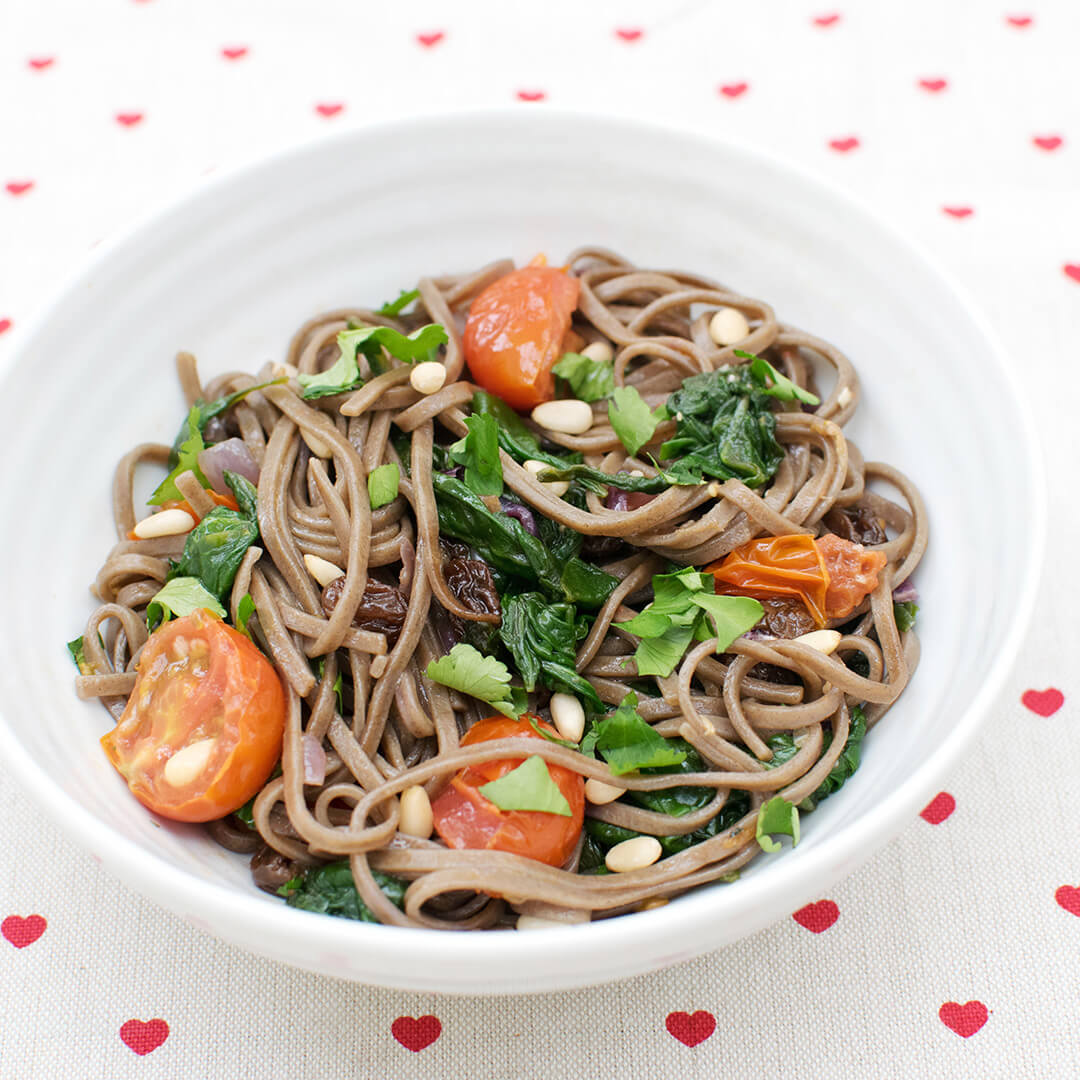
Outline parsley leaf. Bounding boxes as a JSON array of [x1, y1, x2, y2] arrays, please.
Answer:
[[608, 385, 664, 457], [425, 643, 527, 719], [376, 288, 420, 317], [298, 324, 449, 399], [553, 352, 615, 402], [449, 413, 503, 497], [147, 577, 226, 629], [756, 795, 800, 853], [592, 691, 687, 776], [736, 350, 820, 406], [367, 463, 400, 509], [478, 755, 572, 816], [148, 405, 210, 505]]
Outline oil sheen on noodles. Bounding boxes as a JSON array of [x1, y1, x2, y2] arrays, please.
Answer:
[[75, 249, 927, 931]]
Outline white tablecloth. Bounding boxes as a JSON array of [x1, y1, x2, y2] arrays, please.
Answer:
[[2, 1, 1077, 1075]]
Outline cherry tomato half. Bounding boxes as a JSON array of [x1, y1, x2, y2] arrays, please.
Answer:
[[815, 533, 888, 619], [462, 266, 581, 411], [431, 715, 585, 867], [101, 609, 286, 823]]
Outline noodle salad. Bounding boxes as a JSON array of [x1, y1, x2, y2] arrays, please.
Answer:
[[69, 249, 925, 930]]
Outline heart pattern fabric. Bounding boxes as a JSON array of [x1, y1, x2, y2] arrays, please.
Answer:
[[119, 1019, 170, 1055], [391, 1015, 442, 1052], [2, 914, 46, 948], [665, 1011, 716, 1047], [938, 1001, 988, 1038]]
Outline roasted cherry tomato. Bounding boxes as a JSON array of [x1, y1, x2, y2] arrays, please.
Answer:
[[708, 533, 887, 624], [462, 266, 581, 410], [101, 609, 286, 823], [431, 715, 584, 867]]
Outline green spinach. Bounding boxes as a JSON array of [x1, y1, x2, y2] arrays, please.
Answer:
[[278, 861, 407, 923]]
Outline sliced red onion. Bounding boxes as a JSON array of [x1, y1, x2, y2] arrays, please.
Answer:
[[500, 497, 539, 536], [197, 438, 260, 496], [892, 580, 919, 604], [605, 488, 656, 512], [398, 537, 416, 596], [301, 735, 326, 786]]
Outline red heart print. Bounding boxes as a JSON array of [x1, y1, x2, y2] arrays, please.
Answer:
[[1065, 265, 1080, 284], [719, 82, 749, 99], [828, 137, 859, 153], [920, 791, 955, 824], [0, 318, 11, 335], [28, 56, 55, 70], [665, 1011, 716, 1047], [812, 13, 841, 27], [5, 180, 34, 196], [943, 206, 974, 218], [115, 112, 144, 127], [1022, 687, 1064, 716], [516, 90, 546, 102], [221, 46, 248, 60], [391, 1015, 441, 1052], [938, 1001, 988, 1038], [792, 900, 839, 933], [615, 28, 644, 42], [315, 103, 344, 118], [918, 78, 948, 92], [1033, 135, 1063, 151], [1056, 886, 1080, 916], [416, 31, 445, 48], [119, 1018, 169, 1055], [2, 914, 46, 948], [1006, 14, 1033, 27]]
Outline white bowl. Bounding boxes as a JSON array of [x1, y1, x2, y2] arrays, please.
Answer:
[[0, 111, 1043, 994]]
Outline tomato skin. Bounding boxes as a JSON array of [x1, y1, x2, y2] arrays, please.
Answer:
[[815, 533, 888, 619], [463, 266, 581, 411], [431, 715, 585, 868], [101, 609, 286, 823]]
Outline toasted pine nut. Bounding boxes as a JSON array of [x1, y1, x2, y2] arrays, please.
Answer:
[[523, 459, 569, 497], [585, 778, 626, 805], [516, 915, 569, 931], [410, 361, 447, 395], [132, 508, 196, 539], [792, 629, 842, 655], [304, 553, 344, 587], [705, 482, 722, 498], [163, 738, 217, 787], [531, 399, 594, 435], [708, 306, 750, 346], [369, 655, 388, 679], [399, 785, 434, 838], [837, 385, 853, 407], [605, 835, 662, 873], [549, 693, 585, 742], [638, 897, 670, 912], [581, 340, 614, 365]]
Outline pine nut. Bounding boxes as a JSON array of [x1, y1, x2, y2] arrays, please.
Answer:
[[369, 654, 388, 679], [792, 629, 842, 655], [132, 508, 196, 539], [708, 306, 750, 346], [705, 482, 722, 498], [398, 785, 434, 838], [163, 738, 217, 787], [605, 835, 662, 873], [516, 915, 568, 931], [581, 340, 614, 365], [303, 553, 344, 587], [837, 385, 853, 407], [523, 459, 569, 497], [530, 399, 594, 435], [549, 693, 585, 742], [585, 778, 626, 805], [638, 897, 670, 912], [273, 362, 299, 379], [410, 361, 447, 395]]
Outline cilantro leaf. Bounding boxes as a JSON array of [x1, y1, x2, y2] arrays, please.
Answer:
[[689, 593, 765, 651], [298, 324, 449, 399], [735, 350, 820, 406], [756, 795, 800, 853], [425, 643, 527, 718], [553, 352, 615, 402], [376, 288, 420, 317], [593, 692, 687, 776], [608, 386, 663, 457], [448, 413, 503, 497], [478, 755, 572, 816], [147, 576, 226, 629], [367, 463, 400, 509]]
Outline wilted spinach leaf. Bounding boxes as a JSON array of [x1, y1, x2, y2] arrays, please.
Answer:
[[277, 861, 407, 923]]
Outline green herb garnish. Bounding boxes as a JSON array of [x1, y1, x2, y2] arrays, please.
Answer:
[[553, 351, 615, 402], [448, 413, 503, 497], [367, 462, 400, 509], [608, 385, 664, 457], [756, 795, 800, 853], [478, 755, 572, 816], [425, 643, 527, 719]]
